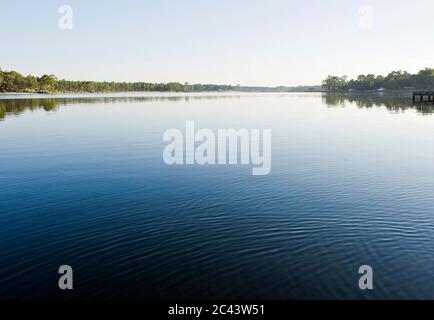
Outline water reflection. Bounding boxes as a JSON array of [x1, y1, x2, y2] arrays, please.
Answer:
[[0, 95, 243, 121], [2, 92, 434, 299], [2, 92, 434, 121], [323, 92, 434, 115]]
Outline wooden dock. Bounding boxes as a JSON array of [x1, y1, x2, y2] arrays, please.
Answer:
[[413, 91, 434, 102]]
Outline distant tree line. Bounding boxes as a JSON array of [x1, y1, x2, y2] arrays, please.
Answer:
[[238, 85, 322, 92], [322, 68, 434, 92], [0, 68, 235, 93]]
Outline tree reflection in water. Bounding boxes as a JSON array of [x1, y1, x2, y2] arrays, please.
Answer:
[[1, 93, 433, 121], [323, 92, 434, 115]]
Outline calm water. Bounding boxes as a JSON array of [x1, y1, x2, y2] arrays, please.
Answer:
[[1, 92, 434, 299]]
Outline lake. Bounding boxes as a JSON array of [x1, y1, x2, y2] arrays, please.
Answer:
[[1, 92, 434, 299]]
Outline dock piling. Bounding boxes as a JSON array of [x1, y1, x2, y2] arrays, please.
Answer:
[[413, 91, 434, 103]]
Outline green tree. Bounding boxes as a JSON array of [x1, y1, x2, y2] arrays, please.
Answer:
[[38, 74, 58, 92], [322, 75, 348, 92], [415, 68, 434, 89], [1, 71, 26, 92], [25, 75, 38, 92], [0, 68, 4, 89]]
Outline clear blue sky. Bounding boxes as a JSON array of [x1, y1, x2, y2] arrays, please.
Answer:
[[1, 0, 433, 86]]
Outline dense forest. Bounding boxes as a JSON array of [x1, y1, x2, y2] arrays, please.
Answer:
[[6, 67, 433, 94], [322, 68, 434, 92], [0, 68, 235, 93]]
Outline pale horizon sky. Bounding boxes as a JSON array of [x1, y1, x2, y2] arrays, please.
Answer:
[[1, 0, 434, 86]]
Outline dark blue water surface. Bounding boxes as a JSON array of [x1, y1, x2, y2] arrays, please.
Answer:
[[1, 93, 434, 299]]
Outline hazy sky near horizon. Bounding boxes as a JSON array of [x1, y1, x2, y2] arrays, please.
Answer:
[[2, 0, 434, 86]]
